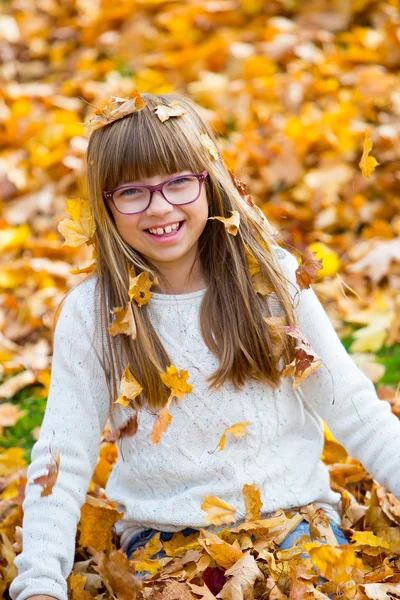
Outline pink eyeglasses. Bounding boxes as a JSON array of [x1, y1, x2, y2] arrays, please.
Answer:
[[103, 170, 208, 215]]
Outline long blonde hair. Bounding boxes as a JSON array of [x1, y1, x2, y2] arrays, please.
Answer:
[[60, 92, 298, 419]]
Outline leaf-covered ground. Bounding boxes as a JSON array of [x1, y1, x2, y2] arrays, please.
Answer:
[[0, 0, 400, 598]]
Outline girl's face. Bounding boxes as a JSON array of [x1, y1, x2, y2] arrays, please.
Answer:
[[106, 170, 209, 270]]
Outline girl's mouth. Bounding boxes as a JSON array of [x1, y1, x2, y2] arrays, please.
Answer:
[[144, 220, 185, 243]]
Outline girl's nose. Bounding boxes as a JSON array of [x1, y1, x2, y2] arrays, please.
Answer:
[[146, 190, 174, 215]]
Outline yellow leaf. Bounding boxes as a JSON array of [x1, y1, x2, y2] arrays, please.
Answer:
[[359, 129, 379, 178], [160, 364, 193, 399], [198, 529, 243, 569], [153, 101, 187, 122], [115, 363, 143, 407], [308, 242, 341, 278], [218, 421, 251, 451], [242, 483, 263, 521], [83, 90, 147, 133], [351, 530, 390, 550], [200, 132, 220, 160], [128, 267, 156, 307], [303, 544, 364, 584], [58, 198, 96, 247], [208, 210, 240, 236], [201, 495, 237, 526], [108, 302, 137, 340], [79, 495, 123, 552]]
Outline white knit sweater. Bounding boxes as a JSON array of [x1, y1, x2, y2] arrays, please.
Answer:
[[10, 247, 400, 600]]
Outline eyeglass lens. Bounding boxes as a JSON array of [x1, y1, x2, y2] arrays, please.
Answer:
[[113, 175, 201, 214]]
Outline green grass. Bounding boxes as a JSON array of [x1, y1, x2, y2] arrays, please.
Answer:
[[341, 334, 400, 387], [0, 385, 47, 462]]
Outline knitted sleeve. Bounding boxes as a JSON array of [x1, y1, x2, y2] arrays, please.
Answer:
[[278, 247, 400, 498], [9, 278, 110, 600]]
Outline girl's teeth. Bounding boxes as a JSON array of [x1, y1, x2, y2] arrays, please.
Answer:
[[149, 222, 181, 235]]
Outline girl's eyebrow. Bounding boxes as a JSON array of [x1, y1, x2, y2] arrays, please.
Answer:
[[118, 171, 189, 187]]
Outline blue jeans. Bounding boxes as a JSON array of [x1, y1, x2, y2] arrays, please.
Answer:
[[125, 518, 349, 577]]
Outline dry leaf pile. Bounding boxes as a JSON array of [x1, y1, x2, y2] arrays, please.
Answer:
[[0, 0, 399, 598]]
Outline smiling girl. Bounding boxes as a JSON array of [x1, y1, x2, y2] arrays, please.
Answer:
[[11, 92, 400, 600]]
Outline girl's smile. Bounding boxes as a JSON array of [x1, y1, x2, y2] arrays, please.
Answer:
[[143, 220, 186, 244]]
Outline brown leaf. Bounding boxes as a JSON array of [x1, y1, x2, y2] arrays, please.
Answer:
[[295, 249, 323, 290]]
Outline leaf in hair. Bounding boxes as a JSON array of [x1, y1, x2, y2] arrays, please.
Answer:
[[217, 421, 251, 451], [200, 132, 220, 160], [114, 363, 143, 407], [69, 262, 96, 275], [153, 101, 187, 122], [83, 90, 147, 133], [105, 412, 139, 443], [208, 210, 240, 236], [295, 248, 323, 290], [58, 198, 96, 248], [108, 302, 137, 340], [282, 325, 322, 389], [264, 316, 287, 363], [160, 364, 193, 399], [128, 268, 155, 307], [150, 393, 173, 445]]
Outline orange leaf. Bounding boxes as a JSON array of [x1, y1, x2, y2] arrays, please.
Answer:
[[201, 495, 237, 526], [359, 129, 379, 178], [32, 447, 60, 497], [242, 483, 263, 521], [295, 249, 323, 290], [150, 394, 173, 445], [208, 210, 240, 236], [160, 364, 193, 399]]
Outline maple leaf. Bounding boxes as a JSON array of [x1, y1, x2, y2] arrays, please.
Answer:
[[242, 483, 263, 522], [128, 268, 157, 307], [217, 421, 251, 451], [79, 494, 124, 552], [108, 302, 137, 340], [159, 364, 193, 399], [153, 101, 187, 122], [201, 495, 237, 526], [208, 210, 240, 236], [58, 198, 96, 248], [295, 248, 323, 289], [359, 129, 379, 177], [83, 90, 147, 133], [198, 529, 243, 569], [217, 551, 264, 600], [32, 447, 60, 497], [115, 363, 143, 407]]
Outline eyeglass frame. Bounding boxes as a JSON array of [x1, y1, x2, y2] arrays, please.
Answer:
[[102, 170, 209, 215]]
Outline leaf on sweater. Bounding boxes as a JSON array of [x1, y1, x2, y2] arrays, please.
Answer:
[[108, 302, 137, 340], [295, 248, 323, 289], [105, 412, 139, 443], [216, 550, 264, 600], [115, 363, 143, 407], [150, 394, 173, 445], [264, 316, 287, 362], [208, 210, 240, 236], [32, 447, 60, 497], [79, 495, 123, 552], [198, 529, 243, 569], [217, 421, 251, 451], [359, 129, 379, 178], [153, 101, 187, 122], [201, 495, 237, 526], [128, 267, 157, 307], [282, 325, 322, 389], [58, 198, 96, 248], [242, 483, 263, 522], [160, 364, 193, 399], [83, 90, 147, 133]]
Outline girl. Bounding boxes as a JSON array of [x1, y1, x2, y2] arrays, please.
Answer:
[[10, 92, 400, 600]]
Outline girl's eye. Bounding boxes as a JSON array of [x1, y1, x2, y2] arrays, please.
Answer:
[[120, 188, 142, 197], [167, 177, 191, 187]]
